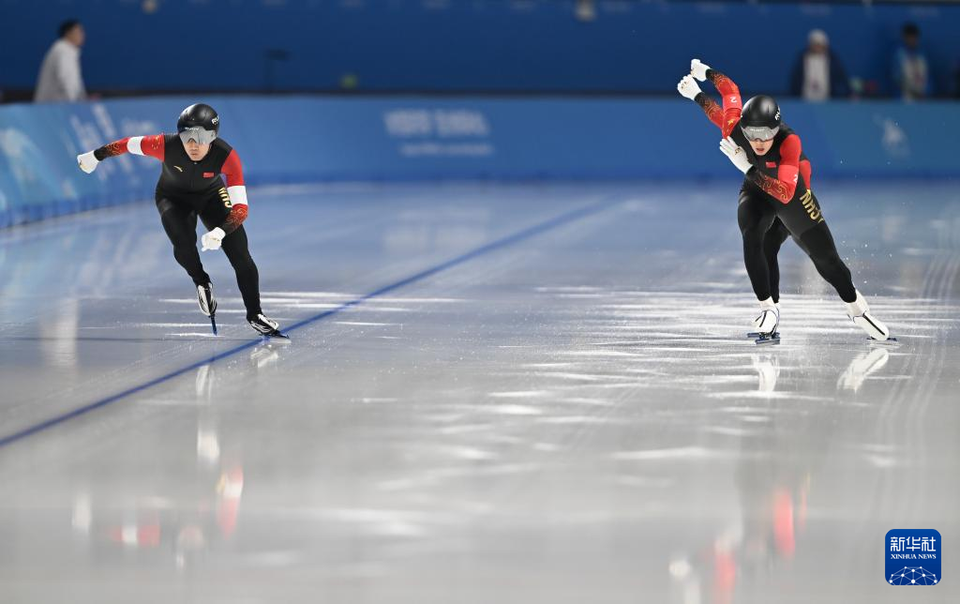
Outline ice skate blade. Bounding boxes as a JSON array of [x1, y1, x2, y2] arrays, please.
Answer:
[[210, 315, 218, 336], [259, 330, 290, 341], [754, 333, 780, 345], [868, 336, 898, 345], [748, 331, 779, 339]]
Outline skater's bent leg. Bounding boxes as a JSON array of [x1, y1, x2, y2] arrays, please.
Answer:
[[762, 218, 791, 304], [798, 222, 857, 303], [157, 198, 210, 286], [738, 192, 778, 301], [219, 225, 262, 319]]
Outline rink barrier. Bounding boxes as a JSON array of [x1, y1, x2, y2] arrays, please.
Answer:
[[2, 96, 959, 228]]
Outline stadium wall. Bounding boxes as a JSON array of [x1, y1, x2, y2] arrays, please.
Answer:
[[1, 96, 958, 228], [3, 0, 960, 96]]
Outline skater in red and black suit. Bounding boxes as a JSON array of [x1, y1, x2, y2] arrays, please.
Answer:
[[677, 60, 891, 342], [77, 103, 284, 337]]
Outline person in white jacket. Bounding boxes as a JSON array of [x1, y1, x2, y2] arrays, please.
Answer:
[[34, 20, 87, 103]]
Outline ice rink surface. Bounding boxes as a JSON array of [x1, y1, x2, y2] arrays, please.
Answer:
[[1, 180, 958, 603]]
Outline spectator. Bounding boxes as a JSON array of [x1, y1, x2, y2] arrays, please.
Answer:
[[34, 20, 87, 103], [575, 0, 596, 22], [790, 29, 849, 101], [892, 23, 930, 101]]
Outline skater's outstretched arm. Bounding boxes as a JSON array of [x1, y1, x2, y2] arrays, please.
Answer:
[[678, 59, 743, 138], [677, 74, 725, 130], [76, 135, 165, 172], [78, 135, 167, 172], [702, 68, 742, 138]]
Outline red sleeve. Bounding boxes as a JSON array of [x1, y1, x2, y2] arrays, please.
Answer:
[[221, 149, 245, 187], [139, 135, 165, 161], [94, 134, 164, 162], [219, 149, 248, 234], [94, 137, 130, 159], [695, 95, 725, 130], [747, 134, 802, 205], [221, 205, 248, 234], [708, 71, 743, 138]]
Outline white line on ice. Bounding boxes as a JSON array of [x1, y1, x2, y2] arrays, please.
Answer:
[[488, 391, 551, 398], [484, 404, 544, 416], [612, 446, 714, 461]]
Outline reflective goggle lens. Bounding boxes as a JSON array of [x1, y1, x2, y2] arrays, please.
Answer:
[[741, 125, 779, 142], [178, 127, 217, 145]]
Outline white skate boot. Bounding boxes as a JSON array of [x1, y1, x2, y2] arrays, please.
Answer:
[[197, 283, 218, 335], [749, 297, 780, 344], [248, 313, 288, 339], [845, 290, 892, 342], [751, 301, 781, 330]]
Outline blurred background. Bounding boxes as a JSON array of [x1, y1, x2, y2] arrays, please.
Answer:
[[4, 0, 960, 99]]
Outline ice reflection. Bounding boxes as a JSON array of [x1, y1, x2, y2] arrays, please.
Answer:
[[668, 389, 841, 603], [837, 347, 890, 392], [66, 362, 245, 572], [39, 297, 80, 369], [250, 341, 281, 369], [750, 353, 779, 394]]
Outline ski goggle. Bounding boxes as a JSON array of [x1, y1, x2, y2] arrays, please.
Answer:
[[740, 125, 780, 142], [178, 126, 217, 146]]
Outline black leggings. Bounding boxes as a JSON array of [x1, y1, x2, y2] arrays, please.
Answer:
[[738, 192, 856, 304], [157, 197, 262, 319]]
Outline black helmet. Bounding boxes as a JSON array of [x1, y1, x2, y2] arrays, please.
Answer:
[[177, 103, 219, 145], [739, 95, 781, 141]]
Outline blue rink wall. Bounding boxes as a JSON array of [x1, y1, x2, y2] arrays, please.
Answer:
[[4, 0, 960, 95], [0, 96, 958, 228]]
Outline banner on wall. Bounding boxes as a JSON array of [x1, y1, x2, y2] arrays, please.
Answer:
[[1, 96, 958, 228]]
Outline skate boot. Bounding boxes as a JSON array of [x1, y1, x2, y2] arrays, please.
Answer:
[[751, 301, 781, 331], [749, 298, 780, 344], [845, 290, 892, 342], [248, 313, 288, 339], [197, 283, 218, 335], [197, 283, 217, 316]]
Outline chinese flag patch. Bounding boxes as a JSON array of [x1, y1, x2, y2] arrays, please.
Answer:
[[766, 162, 777, 168], [203, 172, 215, 178]]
